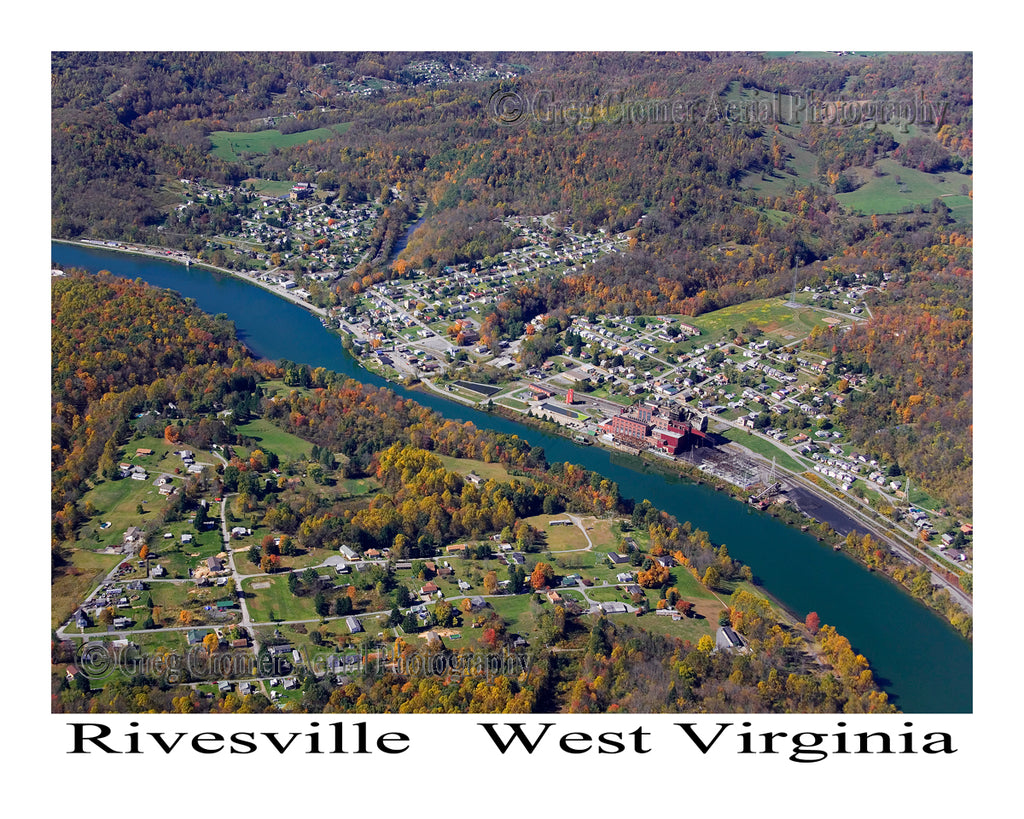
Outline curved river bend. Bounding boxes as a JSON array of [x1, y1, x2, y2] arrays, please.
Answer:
[[52, 241, 972, 713]]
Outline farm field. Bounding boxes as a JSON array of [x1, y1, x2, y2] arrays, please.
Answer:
[[209, 122, 353, 162]]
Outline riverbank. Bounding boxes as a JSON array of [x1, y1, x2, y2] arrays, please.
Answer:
[[53, 238, 330, 319]]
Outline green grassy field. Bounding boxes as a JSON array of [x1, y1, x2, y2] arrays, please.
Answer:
[[242, 178, 295, 197], [209, 122, 352, 162], [242, 575, 320, 622], [838, 158, 973, 223], [524, 514, 589, 551], [681, 298, 846, 345], [259, 379, 314, 400], [437, 455, 514, 483], [489, 594, 542, 635], [234, 418, 313, 462], [623, 610, 715, 643]]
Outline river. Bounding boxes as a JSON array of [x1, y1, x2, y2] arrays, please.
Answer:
[[51, 240, 972, 713]]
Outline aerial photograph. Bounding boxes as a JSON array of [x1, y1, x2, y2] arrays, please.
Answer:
[[50, 50, 973, 718]]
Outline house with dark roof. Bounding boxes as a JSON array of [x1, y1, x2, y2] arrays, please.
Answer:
[[716, 626, 746, 652]]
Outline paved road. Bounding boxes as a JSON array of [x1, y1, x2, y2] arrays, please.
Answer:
[[220, 492, 260, 655]]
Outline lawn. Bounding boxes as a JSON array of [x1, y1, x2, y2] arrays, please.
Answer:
[[489, 593, 542, 634], [234, 418, 313, 462], [579, 517, 621, 551], [242, 575, 320, 622], [438, 455, 514, 483], [259, 379, 314, 400], [626, 610, 716, 644], [209, 122, 353, 162], [523, 514, 589, 551], [79, 475, 176, 546]]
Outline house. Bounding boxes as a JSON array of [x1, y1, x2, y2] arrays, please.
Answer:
[[546, 590, 563, 605], [445, 544, 468, 554], [124, 526, 144, 545], [420, 581, 439, 595], [468, 596, 488, 611], [607, 553, 628, 565], [716, 626, 746, 652], [601, 601, 627, 614], [346, 616, 363, 634], [218, 681, 232, 694], [339, 545, 359, 560], [151, 565, 166, 578], [207, 556, 224, 572]]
